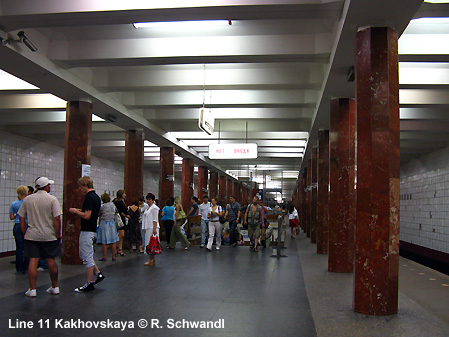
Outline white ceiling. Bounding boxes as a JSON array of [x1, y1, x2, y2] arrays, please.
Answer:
[[1, 0, 448, 199]]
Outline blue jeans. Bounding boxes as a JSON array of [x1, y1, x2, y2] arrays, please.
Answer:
[[13, 223, 29, 273], [200, 219, 209, 245]]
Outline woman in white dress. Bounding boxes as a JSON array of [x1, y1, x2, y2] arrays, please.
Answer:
[[142, 193, 160, 266]]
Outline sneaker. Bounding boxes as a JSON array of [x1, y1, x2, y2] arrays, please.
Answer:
[[74, 282, 95, 293], [37, 267, 45, 272], [206, 247, 211, 252], [25, 288, 36, 297], [94, 272, 105, 285], [200, 244, 205, 248], [216, 246, 220, 250], [46, 286, 60, 295]]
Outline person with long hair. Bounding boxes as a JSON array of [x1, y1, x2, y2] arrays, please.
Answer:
[[207, 198, 223, 251], [127, 200, 143, 253], [114, 190, 129, 256], [97, 193, 119, 261], [168, 196, 191, 250]]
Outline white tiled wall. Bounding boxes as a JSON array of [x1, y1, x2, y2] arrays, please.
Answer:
[[0, 131, 161, 253], [400, 145, 449, 254]]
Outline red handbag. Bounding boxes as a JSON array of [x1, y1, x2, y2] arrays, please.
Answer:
[[146, 234, 162, 255]]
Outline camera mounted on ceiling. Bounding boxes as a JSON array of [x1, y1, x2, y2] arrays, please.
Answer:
[[0, 31, 38, 52]]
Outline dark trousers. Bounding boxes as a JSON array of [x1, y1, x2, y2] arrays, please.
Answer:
[[13, 223, 29, 273], [229, 220, 238, 245], [164, 220, 174, 245]]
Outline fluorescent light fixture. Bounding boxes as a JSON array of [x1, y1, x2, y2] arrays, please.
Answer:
[[133, 20, 230, 29], [411, 17, 449, 24], [92, 114, 105, 122], [424, 0, 449, 3], [0, 70, 39, 90], [144, 140, 157, 147]]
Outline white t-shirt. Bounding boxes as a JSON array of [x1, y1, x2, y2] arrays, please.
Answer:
[[288, 208, 298, 220], [198, 202, 212, 220]]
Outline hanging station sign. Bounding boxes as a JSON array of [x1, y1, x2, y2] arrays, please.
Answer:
[[198, 107, 214, 135], [209, 143, 258, 159]]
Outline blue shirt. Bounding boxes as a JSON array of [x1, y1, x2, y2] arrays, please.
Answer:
[[10, 199, 24, 224], [161, 206, 175, 221], [188, 203, 198, 217]]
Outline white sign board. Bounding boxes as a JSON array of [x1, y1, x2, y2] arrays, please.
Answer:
[[81, 164, 91, 177], [209, 143, 258, 159], [198, 107, 214, 135], [266, 175, 271, 182]]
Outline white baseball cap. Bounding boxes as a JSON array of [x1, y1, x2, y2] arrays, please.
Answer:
[[35, 177, 55, 188]]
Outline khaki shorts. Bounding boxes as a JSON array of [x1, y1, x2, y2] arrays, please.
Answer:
[[248, 224, 260, 240]]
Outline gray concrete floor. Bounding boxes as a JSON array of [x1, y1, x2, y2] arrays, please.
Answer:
[[1, 235, 448, 337], [297, 233, 449, 337]]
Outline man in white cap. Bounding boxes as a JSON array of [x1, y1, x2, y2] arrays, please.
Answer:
[[18, 176, 62, 297]]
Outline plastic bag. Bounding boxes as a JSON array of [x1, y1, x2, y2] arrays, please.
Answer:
[[146, 234, 162, 255]]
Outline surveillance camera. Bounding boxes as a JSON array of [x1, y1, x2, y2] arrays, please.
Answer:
[[17, 31, 38, 52]]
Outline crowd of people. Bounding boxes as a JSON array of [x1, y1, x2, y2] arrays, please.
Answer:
[[9, 175, 300, 297]]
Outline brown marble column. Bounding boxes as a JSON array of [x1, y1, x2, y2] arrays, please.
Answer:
[[317, 130, 330, 254], [311, 147, 318, 244], [159, 147, 174, 207], [233, 181, 239, 200], [197, 166, 208, 198], [124, 130, 144, 206], [226, 178, 233, 202], [181, 158, 194, 210], [354, 27, 400, 315], [218, 175, 226, 204], [62, 100, 92, 265], [301, 169, 307, 232], [209, 171, 218, 200], [328, 98, 356, 273], [306, 159, 312, 238]]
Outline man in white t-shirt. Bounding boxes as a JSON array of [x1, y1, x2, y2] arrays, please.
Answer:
[[198, 195, 211, 248]]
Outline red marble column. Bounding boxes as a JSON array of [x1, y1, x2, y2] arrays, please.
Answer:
[[306, 159, 312, 238], [218, 175, 226, 204], [181, 158, 194, 210], [311, 147, 318, 244], [159, 147, 174, 207], [317, 130, 330, 254], [301, 169, 307, 232], [328, 98, 356, 273], [226, 178, 233, 201], [233, 181, 239, 201], [62, 100, 92, 264], [209, 171, 218, 200], [354, 27, 400, 315], [124, 130, 144, 206], [197, 166, 208, 198]]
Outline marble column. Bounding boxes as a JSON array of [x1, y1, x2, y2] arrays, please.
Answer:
[[233, 181, 239, 200], [317, 130, 330, 254], [62, 100, 92, 265], [306, 159, 312, 238], [159, 147, 174, 208], [301, 169, 307, 232], [353, 27, 400, 315], [311, 147, 318, 244], [209, 171, 218, 200], [226, 178, 233, 202], [218, 175, 226, 204], [328, 98, 356, 273], [124, 130, 144, 206], [181, 158, 194, 210], [197, 166, 208, 198]]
